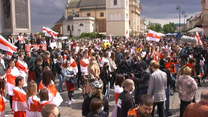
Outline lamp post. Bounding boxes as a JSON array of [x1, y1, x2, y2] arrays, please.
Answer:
[[182, 11, 186, 32], [177, 5, 181, 32]]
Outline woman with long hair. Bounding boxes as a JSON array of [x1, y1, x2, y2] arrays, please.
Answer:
[[13, 76, 26, 117], [109, 52, 117, 88], [63, 60, 77, 105], [37, 88, 51, 116], [39, 70, 63, 107], [87, 57, 100, 93], [26, 81, 40, 117], [82, 81, 109, 117], [0, 79, 6, 116], [100, 62, 111, 99]]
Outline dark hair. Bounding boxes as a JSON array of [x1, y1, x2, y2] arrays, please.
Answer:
[[0, 79, 5, 95], [42, 70, 54, 87], [15, 76, 24, 86], [115, 74, 125, 87], [39, 88, 49, 101], [189, 58, 196, 64], [90, 98, 104, 113], [36, 56, 43, 62], [9, 58, 15, 63], [170, 51, 176, 56], [140, 95, 154, 106]]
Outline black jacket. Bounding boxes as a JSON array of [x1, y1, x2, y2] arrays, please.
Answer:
[[55, 61, 62, 74], [134, 70, 150, 89], [100, 68, 110, 85], [82, 95, 109, 117], [35, 64, 43, 81], [117, 90, 135, 117], [25, 57, 36, 71]]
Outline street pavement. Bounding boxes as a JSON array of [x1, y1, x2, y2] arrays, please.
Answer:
[[4, 79, 208, 117]]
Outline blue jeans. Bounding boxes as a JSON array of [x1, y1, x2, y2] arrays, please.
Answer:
[[105, 82, 111, 99], [58, 74, 64, 91], [166, 86, 170, 113]]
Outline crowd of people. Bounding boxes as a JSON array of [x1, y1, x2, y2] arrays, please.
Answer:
[[0, 32, 208, 117]]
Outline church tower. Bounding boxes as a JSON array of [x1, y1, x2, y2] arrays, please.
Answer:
[[106, 0, 129, 37]]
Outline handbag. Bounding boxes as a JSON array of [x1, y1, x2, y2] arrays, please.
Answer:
[[70, 77, 77, 85]]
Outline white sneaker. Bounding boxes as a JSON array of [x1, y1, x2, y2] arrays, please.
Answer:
[[78, 88, 82, 91], [68, 101, 72, 105], [71, 99, 75, 102]]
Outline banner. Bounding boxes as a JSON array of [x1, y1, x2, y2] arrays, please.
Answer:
[[25, 44, 47, 52], [146, 30, 160, 42]]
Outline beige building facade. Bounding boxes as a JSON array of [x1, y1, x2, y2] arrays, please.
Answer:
[[62, 0, 142, 37], [202, 0, 208, 37], [106, 0, 129, 37]]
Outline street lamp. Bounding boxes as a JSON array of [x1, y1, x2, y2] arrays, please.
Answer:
[[177, 5, 181, 32]]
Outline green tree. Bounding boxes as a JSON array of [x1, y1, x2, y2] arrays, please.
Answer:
[[149, 24, 162, 32], [163, 23, 176, 34]]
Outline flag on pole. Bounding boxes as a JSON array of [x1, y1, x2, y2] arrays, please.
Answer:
[[0, 35, 17, 56], [196, 32, 202, 45], [108, 35, 112, 43], [146, 30, 160, 42], [43, 26, 58, 39]]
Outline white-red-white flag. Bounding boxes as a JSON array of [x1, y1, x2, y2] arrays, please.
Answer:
[[0, 35, 17, 56], [146, 30, 160, 42], [108, 35, 112, 43], [43, 26, 58, 39], [196, 32, 202, 45]]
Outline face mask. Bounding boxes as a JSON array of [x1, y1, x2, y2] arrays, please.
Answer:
[[100, 106, 104, 113], [130, 86, 135, 94]]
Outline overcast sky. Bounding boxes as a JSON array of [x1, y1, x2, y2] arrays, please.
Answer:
[[0, 0, 203, 33]]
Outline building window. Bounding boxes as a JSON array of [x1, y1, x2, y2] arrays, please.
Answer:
[[100, 12, 104, 17], [114, 0, 117, 5], [67, 25, 70, 31], [72, 25, 74, 31], [87, 13, 91, 17], [79, 23, 84, 27]]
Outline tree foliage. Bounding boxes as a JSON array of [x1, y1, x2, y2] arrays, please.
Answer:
[[163, 23, 176, 34], [149, 24, 162, 32]]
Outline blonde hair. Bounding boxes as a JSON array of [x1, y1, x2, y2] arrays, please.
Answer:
[[150, 60, 160, 69], [26, 80, 38, 100], [182, 67, 192, 75]]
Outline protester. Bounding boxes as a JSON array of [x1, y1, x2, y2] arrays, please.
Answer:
[[16, 53, 29, 89], [56, 55, 64, 92], [80, 50, 90, 98], [63, 60, 77, 105], [13, 76, 26, 117], [41, 104, 60, 117], [87, 98, 106, 117], [7, 59, 19, 109], [39, 70, 63, 106], [128, 95, 154, 117], [35, 56, 43, 91], [0, 79, 6, 117], [100, 62, 111, 99], [117, 79, 135, 117], [82, 80, 109, 117], [114, 74, 125, 104], [26, 81, 40, 117], [37, 88, 51, 116], [183, 90, 208, 117], [176, 67, 198, 117], [148, 61, 167, 117]]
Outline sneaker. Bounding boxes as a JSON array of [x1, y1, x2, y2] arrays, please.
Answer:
[[68, 101, 72, 105], [78, 88, 82, 91], [71, 99, 75, 102]]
